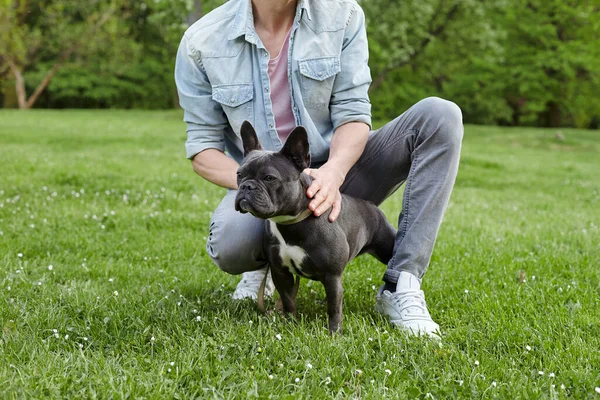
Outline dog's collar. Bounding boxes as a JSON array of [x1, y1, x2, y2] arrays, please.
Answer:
[[268, 209, 313, 225]]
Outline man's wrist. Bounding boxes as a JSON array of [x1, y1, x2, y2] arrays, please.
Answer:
[[322, 160, 347, 185]]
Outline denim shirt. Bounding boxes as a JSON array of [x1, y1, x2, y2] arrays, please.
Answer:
[[174, 0, 372, 165]]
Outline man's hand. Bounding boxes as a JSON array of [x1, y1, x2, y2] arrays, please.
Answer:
[[303, 163, 345, 222]]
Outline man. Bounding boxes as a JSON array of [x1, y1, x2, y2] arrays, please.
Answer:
[[174, 0, 463, 336]]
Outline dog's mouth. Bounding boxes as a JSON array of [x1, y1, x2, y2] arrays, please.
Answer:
[[234, 195, 276, 219], [236, 198, 252, 213]]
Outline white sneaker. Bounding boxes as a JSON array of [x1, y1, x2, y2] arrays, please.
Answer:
[[232, 268, 275, 300], [375, 285, 441, 338]]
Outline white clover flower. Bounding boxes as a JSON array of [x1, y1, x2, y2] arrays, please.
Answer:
[[464, 289, 469, 294], [492, 381, 497, 387], [295, 378, 300, 383], [385, 369, 392, 375], [150, 336, 155, 342], [53, 329, 58, 333], [170, 362, 175, 366], [268, 374, 273, 380], [459, 380, 464, 386], [275, 334, 282, 340], [355, 369, 363, 377], [78, 343, 84, 348], [538, 371, 544, 376], [195, 316, 201, 322], [167, 368, 172, 373], [108, 278, 113, 282], [48, 265, 53, 271], [549, 372, 555, 378], [474, 360, 479, 366], [113, 291, 119, 296], [306, 363, 313, 369], [83, 337, 88, 341], [526, 345, 532, 351], [64, 335, 69, 340], [594, 387, 600, 394], [17, 253, 23, 258], [560, 384, 566, 390]]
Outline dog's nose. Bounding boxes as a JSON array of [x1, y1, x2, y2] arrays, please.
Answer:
[[239, 181, 257, 191]]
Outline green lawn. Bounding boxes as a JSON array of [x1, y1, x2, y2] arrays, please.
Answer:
[[1, 110, 599, 398]]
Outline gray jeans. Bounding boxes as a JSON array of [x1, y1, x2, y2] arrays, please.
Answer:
[[206, 97, 463, 284]]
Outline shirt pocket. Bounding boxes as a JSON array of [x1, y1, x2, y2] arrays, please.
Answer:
[[298, 56, 341, 110], [212, 83, 254, 133]]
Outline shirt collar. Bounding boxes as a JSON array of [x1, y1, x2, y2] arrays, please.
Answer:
[[228, 0, 311, 42]]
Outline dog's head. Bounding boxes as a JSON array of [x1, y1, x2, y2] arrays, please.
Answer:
[[234, 121, 311, 219]]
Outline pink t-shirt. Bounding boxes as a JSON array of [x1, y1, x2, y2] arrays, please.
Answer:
[[268, 30, 295, 143]]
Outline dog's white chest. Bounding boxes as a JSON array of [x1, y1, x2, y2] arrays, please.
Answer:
[[268, 221, 308, 276]]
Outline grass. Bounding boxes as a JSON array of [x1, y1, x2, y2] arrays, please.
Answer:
[[0, 109, 599, 399]]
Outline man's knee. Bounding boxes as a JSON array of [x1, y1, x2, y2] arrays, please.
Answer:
[[206, 212, 265, 275], [206, 220, 241, 275], [416, 97, 463, 149]]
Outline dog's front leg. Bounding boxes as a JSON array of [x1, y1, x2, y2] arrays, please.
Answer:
[[323, 274, 343, 334], [270, 264, 298, 319]]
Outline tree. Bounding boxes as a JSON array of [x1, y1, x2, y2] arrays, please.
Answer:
[[362, 0, 506, 123], [497, 0, 600, 127], [0, 0, 124, 109]]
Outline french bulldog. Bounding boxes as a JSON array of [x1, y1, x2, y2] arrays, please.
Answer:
[[234, 121, 397, 333]]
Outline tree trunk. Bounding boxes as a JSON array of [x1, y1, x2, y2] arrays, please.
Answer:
[[545, 101, 561, 127], [187, 0, 203, 26], [7, 60, 28, 109], [25, 61, 63, 109]]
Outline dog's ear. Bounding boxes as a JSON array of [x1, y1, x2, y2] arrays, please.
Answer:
[[280, 126, 310, 170], [241, 121, 262, 156]]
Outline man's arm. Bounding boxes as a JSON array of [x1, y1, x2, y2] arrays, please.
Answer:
[[304, 122, 369, 221], [175, 33, 235, 185], [303, 4, 372, 222], [192, 149, 239, 190]]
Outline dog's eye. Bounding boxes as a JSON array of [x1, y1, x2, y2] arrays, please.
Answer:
[[236, 172, 242, 178], [263, 175, 277, 182]]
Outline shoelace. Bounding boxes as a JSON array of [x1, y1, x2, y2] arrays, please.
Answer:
[[387, 290, 432, 318]]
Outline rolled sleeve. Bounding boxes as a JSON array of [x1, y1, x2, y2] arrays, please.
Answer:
[[175, 34, 229, 159], [329, 5, 372, 131]]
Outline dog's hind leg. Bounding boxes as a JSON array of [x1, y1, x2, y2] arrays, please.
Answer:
[[367, 218, 397, 265]]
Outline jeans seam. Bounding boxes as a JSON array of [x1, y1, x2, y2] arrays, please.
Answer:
[[386, 138, 421, 280]]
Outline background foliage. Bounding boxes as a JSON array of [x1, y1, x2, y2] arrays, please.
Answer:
[[1, 0, 599, 128]]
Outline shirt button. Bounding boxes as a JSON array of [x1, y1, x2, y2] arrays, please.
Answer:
[[269, 124, 273, 129], [264, 87, 269, 93], [263, 51, 268, 57], [230, 98, 236, 103], [317, 71, 323, 77]]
